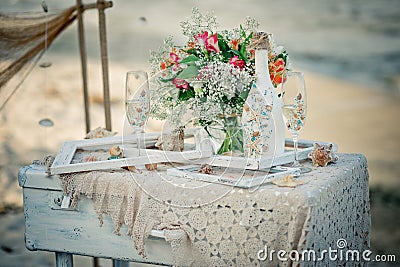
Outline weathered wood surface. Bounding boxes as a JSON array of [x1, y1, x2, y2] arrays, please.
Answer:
[[20, 166, 173, 265]]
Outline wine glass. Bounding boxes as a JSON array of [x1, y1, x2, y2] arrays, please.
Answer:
[[280, 71, 311, 173], [125, 70, 150, 155]]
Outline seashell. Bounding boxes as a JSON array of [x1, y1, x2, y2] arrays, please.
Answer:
[[83, 155, 97, 162], [272, 174, 305, 188], [85, 127, 117, 139], [125, 166, 141, 173], [155, 126, 185, 152], [109, 145, 122, 157], [145, 163, 158, 171], [199, 164, 213, 174], [308, 143, 338, 167]]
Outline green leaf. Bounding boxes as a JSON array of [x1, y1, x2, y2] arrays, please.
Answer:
[[176, 65, 199, 79], [178, 87, 195, 101], [180, 55, 200, 64], [240, 89, 250, 100], [159, 77, 174, 83], [231, 49, 240, 56], [186, 48, 197, 55], [243, 32, 253, 45], [238, 44, 248, 62]]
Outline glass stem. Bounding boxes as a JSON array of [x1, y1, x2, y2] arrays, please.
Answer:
[[134, 127, 143, 156], [292, 131, 300, 168], [136, 131, 141, 156]]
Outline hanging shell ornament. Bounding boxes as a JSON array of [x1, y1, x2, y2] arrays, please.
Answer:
[[155, 126, 185, 152], [308, 143, 339, 167], [272, 174, 306, 188]]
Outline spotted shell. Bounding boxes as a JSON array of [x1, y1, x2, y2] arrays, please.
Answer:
[[199, 164, 213, 174], [308, 143, 338, 167]]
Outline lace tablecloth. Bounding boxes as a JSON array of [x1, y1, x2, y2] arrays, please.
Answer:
[[61, 153, 370, 266]]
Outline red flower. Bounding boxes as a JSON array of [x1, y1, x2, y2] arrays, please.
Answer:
[[172, 78, 188, 90], [229, 56, 245, 70]]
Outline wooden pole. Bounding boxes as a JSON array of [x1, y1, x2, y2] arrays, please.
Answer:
[[97, 0, 113, 131], [55, 252, 73, 267], [76, 0, 91, 133]]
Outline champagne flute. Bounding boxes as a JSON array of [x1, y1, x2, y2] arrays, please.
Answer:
[[125, 70, 150, 156], [280, 71, 311, 173]]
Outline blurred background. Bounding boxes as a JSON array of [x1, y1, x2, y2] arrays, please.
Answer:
[[0, 0, 399, 266]]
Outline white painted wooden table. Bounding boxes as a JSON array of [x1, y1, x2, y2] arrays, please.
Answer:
[[18, 153, 370, 267], [18, 164, 174, 267]]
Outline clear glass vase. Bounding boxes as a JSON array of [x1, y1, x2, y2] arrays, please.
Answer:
[[207, 115, 244, 155]]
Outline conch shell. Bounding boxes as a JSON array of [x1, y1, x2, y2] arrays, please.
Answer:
[[272, 174, 305, 188], [308, 143, 338, 167], [155, 126, 185, 152]]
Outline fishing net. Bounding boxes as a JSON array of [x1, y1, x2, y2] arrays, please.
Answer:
[[0, 6, 78, 110]]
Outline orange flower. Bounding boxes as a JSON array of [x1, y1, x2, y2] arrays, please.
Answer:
[[231, 39, 240, 50], [273, 58, 285, 73], [160, 61, 167, 70], [249, 49, 255, 60]]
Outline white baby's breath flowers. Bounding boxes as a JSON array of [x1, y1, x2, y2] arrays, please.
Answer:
[[197, 61, 254, 102], [180, 7, 219, 40]]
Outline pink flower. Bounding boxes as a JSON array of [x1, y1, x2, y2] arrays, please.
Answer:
[[195, 31, 209, 46], [206, 33, 220, 53], [229, 56, 245, 70], [172, 78, 188, 90], [194, 32, 220, 53], [169, 52, 179, 63]]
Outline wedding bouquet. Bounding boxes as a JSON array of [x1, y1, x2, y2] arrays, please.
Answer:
[[149, 8, 290, 153]]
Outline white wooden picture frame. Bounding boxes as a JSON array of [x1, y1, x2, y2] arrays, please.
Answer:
[[50, 129, 214, 175], [195, 139, 338, 170], [167, 165, 301, 188]]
